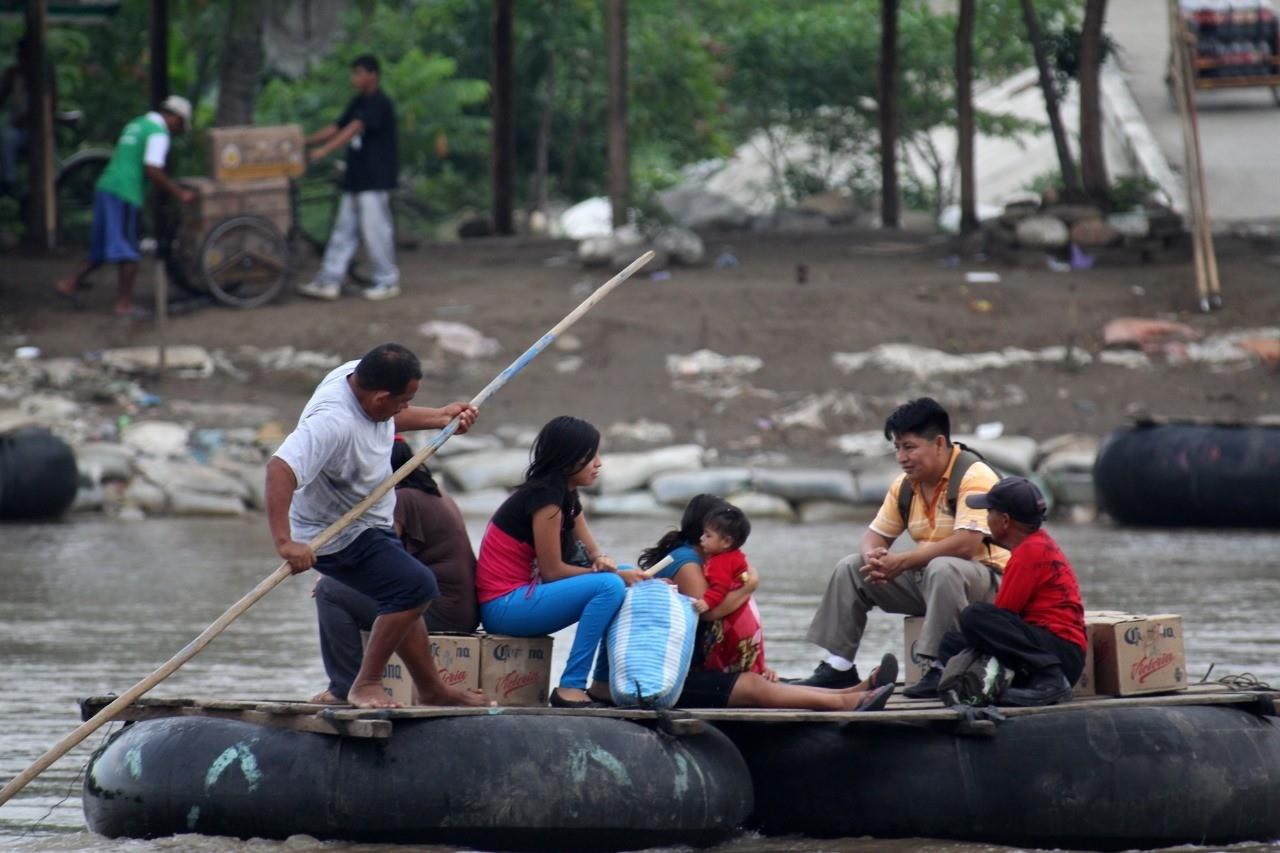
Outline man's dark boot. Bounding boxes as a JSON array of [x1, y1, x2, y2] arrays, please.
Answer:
[[795, 661, 861, 688], [902, 664, 942, 699], [999, 666, 1073, 707]]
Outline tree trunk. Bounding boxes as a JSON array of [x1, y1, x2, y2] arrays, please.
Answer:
[[1080, 0, 1109, 203], [955, 0, 977, 234], [150, 0, 169, 107], [491, 0, 515, 235], [1021, 0, 1079, 195], [214, 1, 267, 127], [530, 49, 555, 214], [24, 0, 54, 248], [606, 0, 629, 230], [879, 0, 900, 229]]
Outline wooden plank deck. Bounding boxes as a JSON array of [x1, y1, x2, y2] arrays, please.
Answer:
[[81, 683, 1278, 739]]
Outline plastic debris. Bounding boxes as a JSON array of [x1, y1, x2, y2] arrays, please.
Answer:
[[418, 321, 502, 360]]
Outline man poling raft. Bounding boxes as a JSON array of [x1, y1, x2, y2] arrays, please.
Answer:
[[0, 251, 655, 809]]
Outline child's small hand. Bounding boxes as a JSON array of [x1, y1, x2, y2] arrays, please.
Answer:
[[692, 599, 709, 614], [738, 571, 750, 584], [764, 668, 779, 682]]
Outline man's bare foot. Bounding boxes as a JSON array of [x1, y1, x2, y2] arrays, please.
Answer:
[[414, 683, 491, 707], [346, 681, 400, 709], [309, 689, 345, 705]]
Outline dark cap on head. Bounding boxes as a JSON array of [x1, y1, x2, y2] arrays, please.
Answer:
[[965, 476, 1047, 525]]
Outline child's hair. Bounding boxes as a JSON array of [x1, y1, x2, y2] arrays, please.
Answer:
[[525, 416, 600, 487], [391, 437, 441, 497], [638, 493, 729, 569], [704, 505, 751, 550]]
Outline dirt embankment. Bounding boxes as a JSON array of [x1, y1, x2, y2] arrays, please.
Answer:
[[2, 228, 1276, 463]]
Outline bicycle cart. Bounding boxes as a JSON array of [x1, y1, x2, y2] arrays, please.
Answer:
[[1169, 1, 1280, 105], [161, 125, 304, 309]]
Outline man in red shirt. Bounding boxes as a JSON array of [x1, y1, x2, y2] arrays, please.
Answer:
[[936, 476, 1086, 706]]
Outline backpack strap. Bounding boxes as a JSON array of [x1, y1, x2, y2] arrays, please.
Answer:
[[895, 443, 987, 524]]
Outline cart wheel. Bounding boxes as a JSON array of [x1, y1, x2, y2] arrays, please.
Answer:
[[198, 215, 288, 309]]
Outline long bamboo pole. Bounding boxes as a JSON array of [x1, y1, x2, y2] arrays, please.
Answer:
[[0, 251, 655, 809]]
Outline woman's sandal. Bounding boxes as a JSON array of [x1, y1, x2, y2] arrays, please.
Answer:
[[871, 652, 899, 689], [549, 688, 607, 709], [856, 683, 896, 712]]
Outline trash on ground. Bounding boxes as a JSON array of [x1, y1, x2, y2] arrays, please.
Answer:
[[964, 272, 1001, 284]]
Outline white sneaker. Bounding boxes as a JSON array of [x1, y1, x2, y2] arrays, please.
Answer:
[[362, 282, 401, 301], [297, 279, 340, 301]]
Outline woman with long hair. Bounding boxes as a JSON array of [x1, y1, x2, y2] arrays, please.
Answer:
[[311, 437, 478, 704], [475, 416, 641, 707]]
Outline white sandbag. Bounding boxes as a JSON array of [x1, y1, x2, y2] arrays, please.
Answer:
[[136, 458, 250, 500], [953, 434, 1039, 476], [596, 444, 704, 494], [750, 468, 858, 503], [168, 490, 245, 516], [76, 442, 136, 484], [440, 448, 531, 492], [123, 478, 167, 514], [726, 491, 796, 521], [450, 489, 512, 519], [651, 468, 752, 507], [122, 421, 190, 458], [797, 500, 865, 524], [590, 491, 679, 519]]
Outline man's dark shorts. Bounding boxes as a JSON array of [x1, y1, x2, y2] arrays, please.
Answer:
[[314, 527, 438, 614]]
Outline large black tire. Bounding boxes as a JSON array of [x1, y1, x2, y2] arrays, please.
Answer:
[[723, 704, 1280, 850], [1094, 423, 1280, 527], [85, 714, 751, 849], [0, 427, 78, 520]]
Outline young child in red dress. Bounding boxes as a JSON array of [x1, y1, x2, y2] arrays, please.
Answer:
[[691, 506, 774, 679]]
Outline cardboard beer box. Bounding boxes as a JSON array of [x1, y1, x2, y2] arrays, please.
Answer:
[[1090, 613, 1187, 697], [208, 124, 305, 183], [430, 633, 481, 693], [903, 616, 927, 686], [359, 630, 414, 706], [479, 634, 554, 706], [1073, 610, 1132, 698]]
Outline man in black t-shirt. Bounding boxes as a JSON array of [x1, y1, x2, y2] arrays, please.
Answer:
[[300, 55, 402, 302]]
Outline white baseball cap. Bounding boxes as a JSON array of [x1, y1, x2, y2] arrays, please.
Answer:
[[160, 95, 193, 127]]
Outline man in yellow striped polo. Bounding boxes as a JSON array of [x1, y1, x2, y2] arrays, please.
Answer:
[[799, 398, 1007, 698]]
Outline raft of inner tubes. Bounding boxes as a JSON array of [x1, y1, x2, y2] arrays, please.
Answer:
[[1094, 422, 1280, 527], [723, 703, 1280, 851], [83, 714, 752, 850], [84, 703, 1280, 850], [0, 427, 78, 520]]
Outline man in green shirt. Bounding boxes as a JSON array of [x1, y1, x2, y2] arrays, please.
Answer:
[[54, 95, 195, 317]]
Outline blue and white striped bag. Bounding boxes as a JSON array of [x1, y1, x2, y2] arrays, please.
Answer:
[[606, 580, 697, 708]]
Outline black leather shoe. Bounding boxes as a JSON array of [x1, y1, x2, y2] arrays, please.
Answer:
[[999, 668, 1073, 707], [795, 661, 862, 689], [902, 666, 942, 699]]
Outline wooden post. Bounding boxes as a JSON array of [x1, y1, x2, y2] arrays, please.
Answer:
[[955, 0, 977, 234], [24, 0, 55, 249], [878, 0, 900, 229], [606, 0, 629, 231], [491, 0, 515, 236], [150, 0, 170, 107], [154, 256, 168, 378]]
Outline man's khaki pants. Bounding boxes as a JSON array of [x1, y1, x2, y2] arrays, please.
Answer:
[[805, 552, 998, 662]]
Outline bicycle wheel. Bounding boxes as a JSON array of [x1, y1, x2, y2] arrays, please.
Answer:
[[54, 147, 112, 246], [198, 215, 288, 309]]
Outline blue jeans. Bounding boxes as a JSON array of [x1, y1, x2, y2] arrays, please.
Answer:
[[480, 573, 626, 689]]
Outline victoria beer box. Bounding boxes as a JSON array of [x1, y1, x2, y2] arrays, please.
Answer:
[[208, 124, 305, 183], [1089, 613, 1187, 696], [479, 634, 554, 706], [1072, 610, 1132, 698]]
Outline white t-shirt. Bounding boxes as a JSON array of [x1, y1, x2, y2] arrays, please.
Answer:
[[273, 360, 396, 555], [142, 112, 170, 168]]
